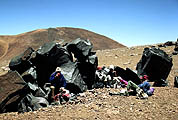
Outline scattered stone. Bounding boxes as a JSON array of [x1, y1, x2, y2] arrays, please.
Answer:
[[123, 62, 131, 65]]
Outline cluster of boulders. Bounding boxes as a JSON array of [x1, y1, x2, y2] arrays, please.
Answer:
[[173, 39, 178, 55], [0, 38, 98, 113], [158, 39, 178, 55], [0, 39, 176, 113], [95, 47, 173, 88], [158, 41, 176, 47]]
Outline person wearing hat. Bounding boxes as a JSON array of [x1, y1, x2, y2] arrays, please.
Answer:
[[49, 67, 67, 95]]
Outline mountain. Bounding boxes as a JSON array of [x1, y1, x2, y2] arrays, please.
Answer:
[[0, 27, 126, 63]]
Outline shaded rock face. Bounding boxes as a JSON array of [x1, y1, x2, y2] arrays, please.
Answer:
[[115, 67, 141, 85], [0, 38, 98, 113], [0, 71, 25, 104], [136, 47, 173, 86], [9, 38, 98, 93]]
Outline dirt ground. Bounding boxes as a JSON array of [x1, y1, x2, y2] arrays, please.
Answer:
[[0, 45, 178, 120]]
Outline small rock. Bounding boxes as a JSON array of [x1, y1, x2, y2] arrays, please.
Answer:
[[123, 62, 131, 65]]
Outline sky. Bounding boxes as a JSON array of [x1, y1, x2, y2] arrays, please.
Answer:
[[0, 0, 178, 47]]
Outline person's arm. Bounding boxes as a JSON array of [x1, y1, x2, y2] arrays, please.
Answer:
[[60, 74, 67, 88], [138, 81, 150, 92], [138, 83, 144, 88], [120, 79, 128, 86], [49, 72, 56, 82]]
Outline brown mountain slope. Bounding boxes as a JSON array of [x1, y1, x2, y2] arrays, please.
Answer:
[[0, 40, 8, 59], [0, 27, 126, 63]]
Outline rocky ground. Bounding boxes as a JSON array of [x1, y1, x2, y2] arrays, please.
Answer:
[[0, 45, 178, 120]]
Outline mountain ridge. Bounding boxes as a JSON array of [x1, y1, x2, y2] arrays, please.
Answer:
[[0, 27, 126, 63]]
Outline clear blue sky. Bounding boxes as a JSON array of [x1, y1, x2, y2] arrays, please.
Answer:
[[1, 0, 178, 47]]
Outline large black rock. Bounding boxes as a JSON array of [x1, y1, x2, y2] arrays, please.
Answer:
[[18, 94, 49, 113], [174, 40, 178, 51], [22, 67, 37, 84], [9, 39, 97, 92], [125, 68, 141, 85], [0, 71, 25, 113], [32, 42, 73, 87], [5, 39, 98, 113], [9, 47, 34, 74], [66, 39, 98, 90], [67, 38, 93, 62], [136, 47, 173, 86], [115, 67, 141, 85], [78, 52, 98, 89], [60, 62, 87, 93], [0, 79, 49, 113]]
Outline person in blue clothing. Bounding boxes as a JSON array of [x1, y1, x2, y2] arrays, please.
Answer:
[[49, 67, 67, 95], [138, 75, 151, 94], [139, 75, 155, 96], [126, 75, 154, 98]]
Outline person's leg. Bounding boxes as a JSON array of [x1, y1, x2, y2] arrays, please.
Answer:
[[50, 86, 55, 99], [106, 75, 112, 87], [127, 81, 139, 90]]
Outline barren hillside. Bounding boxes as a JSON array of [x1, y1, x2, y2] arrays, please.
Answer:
[[0, 27, 125, 68]]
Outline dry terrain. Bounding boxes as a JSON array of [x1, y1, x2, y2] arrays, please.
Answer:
[[0, 28, 178, 120], [0, 44, 178, 120]]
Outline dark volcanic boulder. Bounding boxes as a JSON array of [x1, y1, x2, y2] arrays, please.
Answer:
[[22, 67, 37, 84], [125, 68, 141, 85], [31, 42, 73, 87], [67, 38, 93, 62], [164, 41, 175, 46], [8, 40, 97, 94], [60, 62, 87, 93], [136, 47, 173, 86], [0, 71, 25, 104], [115, 66, 127, 80], [9, 47, 34, 74], [174, 40, 178, 51], [60, 53, 98, 92], [18, 94, 49, 113], [0, 71, 26, 113], [77, 52, 98, 89], [66, 39, 98, 90], [5, 39, 98, 113], [0, 81, 49, 113], [115, 67, 141, 85], [35, 42, 73, 66]]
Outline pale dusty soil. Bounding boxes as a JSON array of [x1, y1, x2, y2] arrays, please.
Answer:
[[0, 45, 178, 120]]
